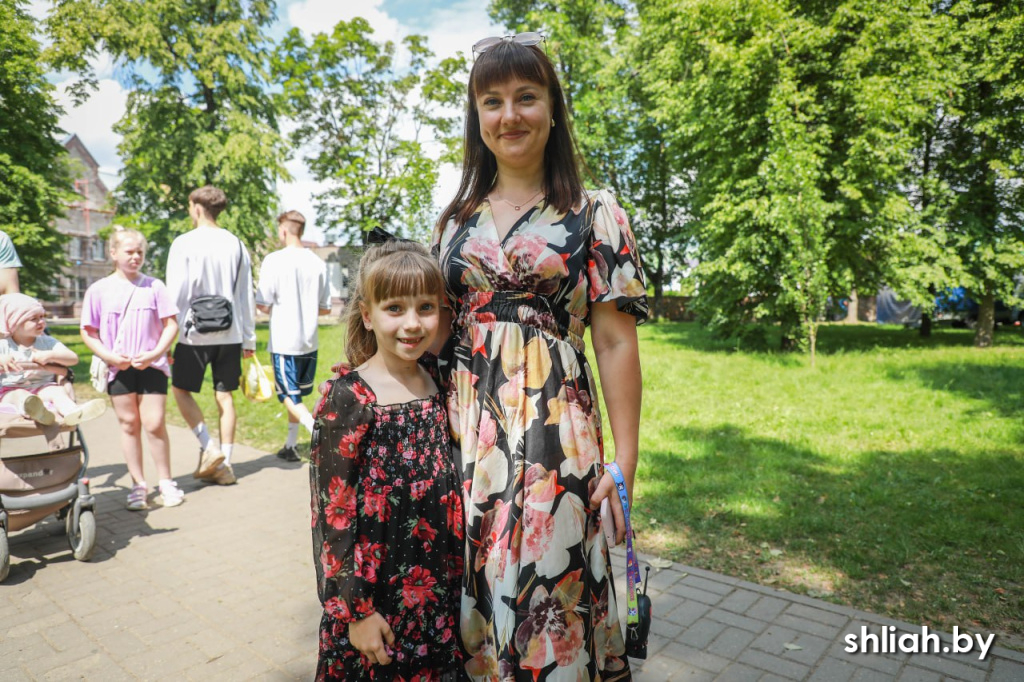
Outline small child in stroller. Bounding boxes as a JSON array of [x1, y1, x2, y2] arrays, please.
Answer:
[[0, 293, 106, 426]]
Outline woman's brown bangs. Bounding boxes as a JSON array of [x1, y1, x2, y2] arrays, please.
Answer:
[[366, 252, 444, 303], [471, 44, 550, 97]]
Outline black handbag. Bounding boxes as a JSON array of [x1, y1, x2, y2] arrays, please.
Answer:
[[606, 462, 652, 660], [185, 240, 243, 336], [188, 295, 234, 333]]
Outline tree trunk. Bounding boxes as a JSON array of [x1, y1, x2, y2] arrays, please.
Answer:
[[920, 312, 932, 337], [845, 289, 858, 324], [974, 288, 995, 348]]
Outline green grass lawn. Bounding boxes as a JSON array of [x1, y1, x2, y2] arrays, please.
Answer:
[[50, 320, 1024, 643]]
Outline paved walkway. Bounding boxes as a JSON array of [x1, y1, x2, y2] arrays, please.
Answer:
[[2, 410, 1022, 680]]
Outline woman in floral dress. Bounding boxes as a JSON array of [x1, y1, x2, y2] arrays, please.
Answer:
[[431, 34, 648, 681]]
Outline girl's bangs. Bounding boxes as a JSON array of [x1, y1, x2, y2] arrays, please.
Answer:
[[471, 43, 549, 97], [366, 252, 444, 303]]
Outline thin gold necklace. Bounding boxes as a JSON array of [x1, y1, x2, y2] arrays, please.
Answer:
[[493, 188, 544, 211]]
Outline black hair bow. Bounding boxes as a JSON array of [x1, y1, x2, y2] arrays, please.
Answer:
[[364, 226, 413, 245]]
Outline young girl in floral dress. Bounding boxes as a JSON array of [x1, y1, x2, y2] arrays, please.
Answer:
[[310, 239, 463, 681]]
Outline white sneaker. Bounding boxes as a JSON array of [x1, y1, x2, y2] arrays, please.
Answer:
[[63, 399, 107, 426], [193, 443, 225, 479], [158, 480, 185, 507], [21, 394, 56, 425]]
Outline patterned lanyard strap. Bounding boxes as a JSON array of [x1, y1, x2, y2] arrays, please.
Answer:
[[605, 462, 641, 628]]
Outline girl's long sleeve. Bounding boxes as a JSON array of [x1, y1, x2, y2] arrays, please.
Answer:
[[309, 370, 377, 623]]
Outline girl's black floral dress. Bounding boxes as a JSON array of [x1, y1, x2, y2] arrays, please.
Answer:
[[310, 364, 464, 681]]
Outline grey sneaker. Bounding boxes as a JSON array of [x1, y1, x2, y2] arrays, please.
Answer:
[[193, 444, 225, 480], [210, 463, 236, 485]]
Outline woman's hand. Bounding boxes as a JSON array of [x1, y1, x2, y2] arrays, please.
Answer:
[[589, 464, 635, 546], [349, 612, 395, 666]]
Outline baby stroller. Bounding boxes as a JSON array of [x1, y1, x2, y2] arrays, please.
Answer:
[[0, 380, 97, 582]]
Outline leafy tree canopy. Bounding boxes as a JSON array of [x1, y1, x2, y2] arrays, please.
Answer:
[[273, 18, 466, 244], [46, 0, 290, 272], [0, 0, 71, 298]]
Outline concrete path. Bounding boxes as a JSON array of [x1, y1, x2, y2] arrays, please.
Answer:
[[2, 410, 1022, 680]]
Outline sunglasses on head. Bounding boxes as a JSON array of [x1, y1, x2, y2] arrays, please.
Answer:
[[472, 31, 546, 57]]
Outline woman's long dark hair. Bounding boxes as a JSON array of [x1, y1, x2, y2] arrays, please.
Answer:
[[435, 40, 586, 232]]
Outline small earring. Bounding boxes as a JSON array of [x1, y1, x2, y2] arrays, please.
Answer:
[[551, 119, 556, 128]]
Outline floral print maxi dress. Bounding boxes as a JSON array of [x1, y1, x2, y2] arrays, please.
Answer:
[[432, 190, 648, 681], [310, 365, 464, 681]]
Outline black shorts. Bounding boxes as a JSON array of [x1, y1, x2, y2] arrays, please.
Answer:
[[108, 367, 169, 396], [172, 343, 242, 393]]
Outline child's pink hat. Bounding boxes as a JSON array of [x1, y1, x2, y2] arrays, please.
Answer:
[[0, 293, 46, 340]]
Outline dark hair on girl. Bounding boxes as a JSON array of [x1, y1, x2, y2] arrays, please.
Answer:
[[435, 40, 585, 232], [344, 240, 445, 367]]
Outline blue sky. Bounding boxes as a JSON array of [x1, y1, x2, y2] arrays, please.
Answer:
[[40, 0, 501, 243]]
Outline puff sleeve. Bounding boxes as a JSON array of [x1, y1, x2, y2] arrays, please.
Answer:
[[309, 368, 377, 623], [585, 190, 649, 324]]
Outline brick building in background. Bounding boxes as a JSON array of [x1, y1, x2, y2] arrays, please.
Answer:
[[46, 134, 114, 318]]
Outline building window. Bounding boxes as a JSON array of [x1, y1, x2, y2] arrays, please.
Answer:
[[69, 238, 81, 260], [90, 238, 105, 261]]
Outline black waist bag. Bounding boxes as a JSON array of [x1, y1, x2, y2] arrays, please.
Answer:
[[189, 295, 233, 333]]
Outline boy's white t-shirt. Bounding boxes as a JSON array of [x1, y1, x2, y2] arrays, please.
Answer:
[[255, 246, 330, 355], [0, 335, 70, 390]]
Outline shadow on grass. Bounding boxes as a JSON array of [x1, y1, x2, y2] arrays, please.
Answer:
[[638, 423, 1024, 631], [900, 361, 1024, 423], [643, 320, 1024, 356]]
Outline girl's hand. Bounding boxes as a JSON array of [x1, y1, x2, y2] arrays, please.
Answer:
[[0, 355, 22, 373], [131, 352, 155, 370], [348, 612, 395, 666], [109, 353, 133, 371], [30, 350, 52, 366]]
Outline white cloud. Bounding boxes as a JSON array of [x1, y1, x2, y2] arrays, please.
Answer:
[[420, 1, 503, 61], [287, 0, 402, 44]]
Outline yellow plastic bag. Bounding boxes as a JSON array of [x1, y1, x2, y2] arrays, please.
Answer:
[[242, 354, 275, 402]]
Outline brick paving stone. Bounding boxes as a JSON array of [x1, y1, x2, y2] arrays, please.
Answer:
[[895, 667, 942, 682], [664, 599, 712, 627], [682, 575, 736, 596], [719, 589, 761, 615], [738, 649, 812, 680], [903, 653, 987, 682], [679, 618, 729, 649], [990, 658, 1024, 681], [706, 608, 771, 634], [773, 613, 845, 640], [806, 657, 857, 682], [660, 640, 731, 673], [715, 662, 767, 681], [651, 617, 687, 640], [784, 603, 851, 629], [744, 595, 790, 623], [669, 583, 727, 605], [645, 566, 687, 593], [706, 627, 758, 660]]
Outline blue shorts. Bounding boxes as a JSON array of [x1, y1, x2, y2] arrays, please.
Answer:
[[271, 351, 318, 404]]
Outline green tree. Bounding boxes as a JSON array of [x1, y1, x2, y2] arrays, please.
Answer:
[[640, 0, 949, 354], [46, 0, 289, 272], [489, 0, 692, 318], [273, 19, 466, 244], [935, 0, 1024, 347], [0, 1, 71, 298]]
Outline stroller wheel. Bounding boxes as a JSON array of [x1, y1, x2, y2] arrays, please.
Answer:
[[67, 509, 97, 562], [0, 527, 9, 582]]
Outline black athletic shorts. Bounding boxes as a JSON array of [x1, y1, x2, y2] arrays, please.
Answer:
[[108, 367, 169, 396], [171, 343, 242, 393]]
